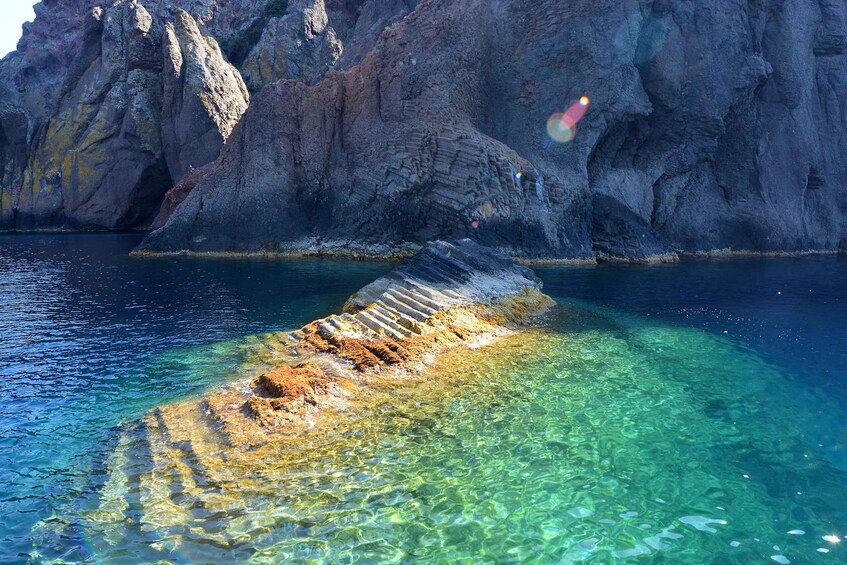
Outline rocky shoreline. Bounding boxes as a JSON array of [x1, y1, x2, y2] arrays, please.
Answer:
[[4, 1, 847, 262], [130, 243, 845, 265]]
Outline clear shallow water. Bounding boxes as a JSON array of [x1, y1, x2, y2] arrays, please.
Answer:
[[2, 237, 846, 563], [0, 235, 391, 562]]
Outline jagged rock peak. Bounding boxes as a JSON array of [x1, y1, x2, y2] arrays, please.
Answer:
[[162, 9, 250, 182], [1, 0, 411, 230]]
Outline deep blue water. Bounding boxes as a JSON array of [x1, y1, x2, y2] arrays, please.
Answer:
[[1, 235, 846, 563], [536, 257, 847, 399]]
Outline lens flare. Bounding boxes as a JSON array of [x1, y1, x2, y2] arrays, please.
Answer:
[[546, 96, 590, 143], [546, 113, 575, 143]]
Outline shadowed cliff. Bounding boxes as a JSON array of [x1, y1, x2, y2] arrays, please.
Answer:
[[3, 0, 847, 260], [0, 0, 412, 230]]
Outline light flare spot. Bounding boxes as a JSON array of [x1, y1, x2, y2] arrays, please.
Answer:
[[546, 95, 590, 143]]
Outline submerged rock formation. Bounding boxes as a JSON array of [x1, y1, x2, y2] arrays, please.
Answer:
[[148, 239, 553, 449], [65, 241, 549, 547], [3, 0, 847, 259], [50, 241, 546, 556]]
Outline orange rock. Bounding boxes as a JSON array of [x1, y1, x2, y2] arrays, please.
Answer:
[[361, 339, 405, 365], [258, 365, 331, 401], [328, 336, 381, 370]]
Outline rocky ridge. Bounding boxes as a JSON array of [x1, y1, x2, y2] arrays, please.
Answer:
[[152, 239, 552, 449], [55, 240, 553, 560], [75, 240, 552, 540]]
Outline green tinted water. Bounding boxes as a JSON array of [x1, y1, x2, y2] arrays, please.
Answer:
[[33, 301, 847, 563]]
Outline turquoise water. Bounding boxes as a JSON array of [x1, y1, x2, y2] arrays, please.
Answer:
[[0, 235, 391, 563], [2, 236, 847, 563]]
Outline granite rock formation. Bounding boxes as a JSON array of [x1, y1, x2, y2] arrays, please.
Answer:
[[3, 0, 847, 259]]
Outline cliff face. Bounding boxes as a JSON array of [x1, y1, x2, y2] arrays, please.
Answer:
[[0, 0, 408, 230], [140, 0, 847, 259], [3, 0, 847, 259]]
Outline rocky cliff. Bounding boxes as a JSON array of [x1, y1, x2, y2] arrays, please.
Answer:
[[0, 0, 412, 229], [3, 0, 847, 260]]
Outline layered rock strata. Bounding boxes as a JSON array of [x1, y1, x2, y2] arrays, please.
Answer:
[[144, 240, 553, 452], [77, 241, 551, 543]]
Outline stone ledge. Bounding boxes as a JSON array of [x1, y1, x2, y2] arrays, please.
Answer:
[[143, 239, 555, 452]]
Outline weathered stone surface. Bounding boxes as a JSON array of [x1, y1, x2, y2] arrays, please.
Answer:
[[143, 0, 847, 260], [240, 0, 344, 90], [4, 0, 847, 258], [161, 9, 249, 183], [63, 241, 550, 547], [0, 1, 309, 229], [141, 240, 555, 449], [0, 0, 417, 231], [148, 163, 210, 230]]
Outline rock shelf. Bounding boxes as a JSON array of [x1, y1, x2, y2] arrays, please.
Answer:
[[82, 240, 554, 543], [194, 239, 555, 448]]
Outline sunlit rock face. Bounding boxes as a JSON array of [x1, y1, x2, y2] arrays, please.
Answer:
[[161, 9, 250, 183], [240, 0, 344, 90], [159, 239, 554, 449], [142, 0, 847, 260], [0, 0, 407, 230], [0, 0, 252, 229]]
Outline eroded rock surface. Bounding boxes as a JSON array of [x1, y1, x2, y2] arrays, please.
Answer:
[[3, 0, 847, 258], [152, 240, 553, 449], [0, 0, 394, 230], [240, 0, 344, 90], [161, 9, 250, 183], [142, 0, 847, 260], [63, 241, 549, 548]]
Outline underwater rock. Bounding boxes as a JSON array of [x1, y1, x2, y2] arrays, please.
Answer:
[[144, 239, 554, 450]]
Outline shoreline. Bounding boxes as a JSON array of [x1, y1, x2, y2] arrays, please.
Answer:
[[3, 230, 843, 264], [131, 246, 845, 265]]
